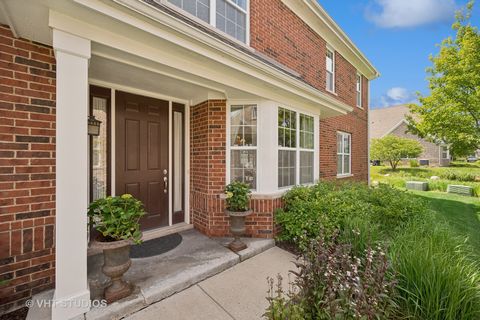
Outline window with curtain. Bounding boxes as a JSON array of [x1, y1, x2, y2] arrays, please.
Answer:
[[230, 104, 257, 189], [337, 132, 351, 176]]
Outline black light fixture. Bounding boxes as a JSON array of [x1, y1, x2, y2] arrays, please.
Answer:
[[88, 115, 101, 136]]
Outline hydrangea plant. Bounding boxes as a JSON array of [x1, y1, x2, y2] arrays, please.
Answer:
[[225, 181, 251, 212], [88, 194, 145, 244]]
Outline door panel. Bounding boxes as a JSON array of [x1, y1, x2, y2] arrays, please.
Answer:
[[116, 91, 169, 230]]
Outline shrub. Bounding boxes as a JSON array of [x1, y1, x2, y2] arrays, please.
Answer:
[[440, 170, 477, 182], [88, 194, 145, 244], [266, 231, 398, 320], [276, 182, 429, 250], [390, 216, 480, 319], [225, 181, 251, 211], [409, 159, 420, 167]]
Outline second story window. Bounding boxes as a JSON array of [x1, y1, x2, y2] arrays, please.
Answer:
[[168, 0, 210, 23], [356, 73, 362, 108], [168, 0, 248, 44], [326, 48, 335, 92], [216, 0, 247, 43]]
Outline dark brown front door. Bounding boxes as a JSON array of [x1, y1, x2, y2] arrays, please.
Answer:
[[116, 91, 169, 230]]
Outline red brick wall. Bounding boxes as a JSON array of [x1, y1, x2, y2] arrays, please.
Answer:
[[250, 0, 370, 181], [0, 25, 56, 313], [189, 100, 280, 238]]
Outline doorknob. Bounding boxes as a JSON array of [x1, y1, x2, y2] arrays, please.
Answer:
[[163, 176, 168, 193]]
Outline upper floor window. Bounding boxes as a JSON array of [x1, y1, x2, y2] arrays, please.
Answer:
[[230, 105, 257, 189], [356, 73, 362, 108], [326, 49, 335, 92], [168, 0, 210, 23], [168, 0, 248, 43], [337, 131, 351, 176]]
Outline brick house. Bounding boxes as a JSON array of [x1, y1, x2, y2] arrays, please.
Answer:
[[0, 0, 378, 318], [370, 105, 450, 166]]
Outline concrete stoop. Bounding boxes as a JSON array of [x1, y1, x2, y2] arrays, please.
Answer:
[[26, 230, 274, 320]]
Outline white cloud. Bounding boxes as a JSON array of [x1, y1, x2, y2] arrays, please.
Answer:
[[378, 87, 417, 107], [366, 0, 457, 28]]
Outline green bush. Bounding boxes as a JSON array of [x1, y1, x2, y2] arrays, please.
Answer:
[[390, 216, 480, 319], [275, 182, 428, 250], [440, 170, 477, 182], [88, 194, 145, 244], [409, 159, 420, 167], [225, 181, 251, 211]]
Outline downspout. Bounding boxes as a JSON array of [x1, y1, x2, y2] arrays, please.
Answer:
[[367, 80, 371, 186]]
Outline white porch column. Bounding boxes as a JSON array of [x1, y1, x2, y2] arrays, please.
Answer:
[[52, 29, 91, 320]]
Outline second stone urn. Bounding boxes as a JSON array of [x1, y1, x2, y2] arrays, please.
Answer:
[[225, 209, 252, 252]]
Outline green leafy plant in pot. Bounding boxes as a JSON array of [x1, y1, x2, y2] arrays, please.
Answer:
[[225, 181, 252, 252], [88, 194, 145, 303]]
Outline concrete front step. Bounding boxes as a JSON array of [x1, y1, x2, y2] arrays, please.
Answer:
[[26, 230, 274, 320]]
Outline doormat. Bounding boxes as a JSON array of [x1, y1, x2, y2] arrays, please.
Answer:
[[130, 233, 182, 259]]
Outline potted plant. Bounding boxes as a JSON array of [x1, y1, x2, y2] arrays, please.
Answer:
[[88, 194, 145, 303], [224, 181, 252, 252]]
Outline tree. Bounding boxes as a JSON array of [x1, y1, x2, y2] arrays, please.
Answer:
[[408, 1, 480, 157], [370, 136, 423, 170]]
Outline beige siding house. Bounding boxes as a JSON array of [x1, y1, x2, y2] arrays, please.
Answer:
[[370, 105, 450, 167]]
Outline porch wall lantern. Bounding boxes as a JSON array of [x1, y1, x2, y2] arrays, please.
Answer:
[[88, 115, 102, 136]]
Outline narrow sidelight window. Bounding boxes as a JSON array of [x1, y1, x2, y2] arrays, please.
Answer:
[[337, 132, 351, 176], [326, 49, 335, 92], [89, 86, 111, 201], [230, 105, 257, 189], [299, 114, 314, 184], [356, 73, 362, 108]]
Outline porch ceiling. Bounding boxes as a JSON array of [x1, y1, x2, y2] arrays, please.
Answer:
[[89, 44, 259, 104]]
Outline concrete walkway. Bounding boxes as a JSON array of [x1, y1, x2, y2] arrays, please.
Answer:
[[125, 247, 295, 320]]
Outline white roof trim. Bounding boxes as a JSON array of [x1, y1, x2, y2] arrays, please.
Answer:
[[382, 119, 409, 137]]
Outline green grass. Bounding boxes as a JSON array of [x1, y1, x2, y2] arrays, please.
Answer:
[[371, 163, 480, 196], [410, 191, 480, 256]]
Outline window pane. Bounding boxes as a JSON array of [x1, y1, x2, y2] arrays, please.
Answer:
[[278, 150, 296, 188], [327, 72, 333, 91], [92, 97, 108, 201], [343, 155, 351, 174], [343, 135, 350, 154], [300, 151, 314, 184], [173, 111, 184, 212], [300, 114, 314, 149], [168, 0, 210, 23], [337, 155, 343, 175], [243, 126, 256, 146], [216, 0, 247, 42], [337, 133, 343, 153], [231, 105, 257, 146], [231, 150, 256, 189]]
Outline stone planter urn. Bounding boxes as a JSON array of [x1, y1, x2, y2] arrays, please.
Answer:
[[91, 238, 133, 303], [225, 209, 252, 252]]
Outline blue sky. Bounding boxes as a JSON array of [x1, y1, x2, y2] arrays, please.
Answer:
[[319, 0, 479, 109]]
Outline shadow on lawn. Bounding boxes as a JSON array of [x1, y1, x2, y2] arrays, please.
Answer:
[[378, 167, 431, 176], [411, 192, 480, 255]]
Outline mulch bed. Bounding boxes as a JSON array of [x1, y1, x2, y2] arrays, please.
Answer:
[[0, 307, 28, 320]]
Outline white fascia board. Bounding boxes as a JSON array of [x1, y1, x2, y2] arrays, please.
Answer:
[[59, 0, 352, 116], [381, 119, 409, 137], [282, 0, 379, 80]]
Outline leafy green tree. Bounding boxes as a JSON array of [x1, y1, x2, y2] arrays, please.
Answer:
[[408, 1, 480, 157], [370, 136, 423, 170]]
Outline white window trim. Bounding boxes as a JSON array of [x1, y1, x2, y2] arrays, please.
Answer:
[[226, 101, 259, 190], [337, 131, 352, 177], [326, 47, 335, 94], [356, 72, 363, 108], [163, 0, 250, 46], [278, 106, 317, 189]]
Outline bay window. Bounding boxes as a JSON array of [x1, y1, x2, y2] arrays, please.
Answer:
[[168, 0, 248, 43], [337, 132, 351, 176], [230, 105, 257, 188], [278, 107, 315, 188], [326, 48, 335, 92]]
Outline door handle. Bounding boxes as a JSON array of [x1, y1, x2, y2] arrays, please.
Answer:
[[163, 176, 168, 193]]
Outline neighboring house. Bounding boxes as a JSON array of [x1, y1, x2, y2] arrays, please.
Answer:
[[370, 105, 450, 166], [0, 0, 378, 318]]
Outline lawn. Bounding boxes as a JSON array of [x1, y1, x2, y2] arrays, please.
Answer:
[[371, 162, 480, 196], [411, 191, 480, 255]]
